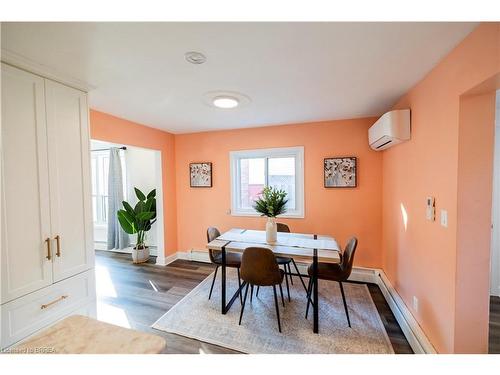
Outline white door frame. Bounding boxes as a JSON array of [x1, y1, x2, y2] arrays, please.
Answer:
[[153, 150, 166, 266], [90, 140, 165, 264]]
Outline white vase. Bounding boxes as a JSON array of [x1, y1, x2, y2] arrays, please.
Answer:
[[132, 246, 150, 264], [266, 217, 277, 243]]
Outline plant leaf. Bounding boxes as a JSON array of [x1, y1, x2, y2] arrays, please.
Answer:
[[122, 201, 135, 215], [134, 187, 146, 201], [137, 211, 155, 221], [147, 189, 156, 199], [117, 210, 136, 234]]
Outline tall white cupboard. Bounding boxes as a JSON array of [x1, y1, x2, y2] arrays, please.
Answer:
[[1, 63, 96, 348]]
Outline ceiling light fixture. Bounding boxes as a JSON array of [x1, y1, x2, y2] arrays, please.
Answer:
[[213, 96, 239, 109], [185, 51, 206, 65], [203, 91, 251, 110]]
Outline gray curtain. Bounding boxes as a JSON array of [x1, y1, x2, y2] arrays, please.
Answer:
[[107, 147, 130, 250]]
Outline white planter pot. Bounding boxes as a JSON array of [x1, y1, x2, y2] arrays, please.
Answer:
[[132, 246, 150, 264], [266, 217, 277, 243]]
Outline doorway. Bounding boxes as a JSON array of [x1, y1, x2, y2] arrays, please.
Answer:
[[90, 140, 164, 262]]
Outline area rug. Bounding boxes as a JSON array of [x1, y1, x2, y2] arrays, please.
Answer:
[[152, 268, 394, 354]]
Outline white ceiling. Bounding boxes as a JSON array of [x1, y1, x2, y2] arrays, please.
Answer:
[[1, 22, 477, 134]]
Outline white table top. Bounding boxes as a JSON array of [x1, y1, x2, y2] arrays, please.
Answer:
[[207, 228, 341, 263]]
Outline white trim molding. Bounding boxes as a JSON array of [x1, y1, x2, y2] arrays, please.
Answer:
[[1, 49, 95, 92], [159, 249, 437, 353], [229, 146, 305, 218]]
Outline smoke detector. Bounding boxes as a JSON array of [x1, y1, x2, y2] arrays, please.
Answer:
[[185, 51, 206, 65]]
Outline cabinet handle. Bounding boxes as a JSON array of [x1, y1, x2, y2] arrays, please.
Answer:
[[55, 235, 61, 257], [40, 295, 68, 310], [45, 238, 51, 260]]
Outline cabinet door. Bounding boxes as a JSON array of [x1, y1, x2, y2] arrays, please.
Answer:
[[45, 80, 94, 282], [1, 64, 53, 303]]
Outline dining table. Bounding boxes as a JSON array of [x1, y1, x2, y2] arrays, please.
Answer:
[[206, 228, 341, 333]]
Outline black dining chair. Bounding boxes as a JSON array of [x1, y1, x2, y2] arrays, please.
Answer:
[[305, 237, 358, 327], [239, 246, 286, 333], [206, 227, 243, 303]]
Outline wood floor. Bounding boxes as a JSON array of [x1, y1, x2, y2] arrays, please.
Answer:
[[94, 250, 413, 354], [490, 296, 500, 353]]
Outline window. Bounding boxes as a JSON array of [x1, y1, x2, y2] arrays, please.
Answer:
[[230, 146, 304, 217], [91, 150, 126, 225]]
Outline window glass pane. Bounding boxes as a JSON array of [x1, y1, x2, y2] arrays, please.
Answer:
[[91, 157, 97, 195], [92, 196, 97, 222], [268, 157, 296, 210], [239, 158, 265, 209], [103, 196, 108, 223], [102, 156, 109, 196]]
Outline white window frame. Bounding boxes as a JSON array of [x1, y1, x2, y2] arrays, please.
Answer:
[[230, 146, 304, 218]]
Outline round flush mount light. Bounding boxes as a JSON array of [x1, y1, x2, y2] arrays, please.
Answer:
[[213, 96, 239, 109], [203, 91, 251, 109], [185, 51, 206, 65]]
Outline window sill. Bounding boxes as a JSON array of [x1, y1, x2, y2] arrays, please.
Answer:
[[230, 212, 304, 219]]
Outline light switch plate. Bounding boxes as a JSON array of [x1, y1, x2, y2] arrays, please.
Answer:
[[440, 209, 448, 227]]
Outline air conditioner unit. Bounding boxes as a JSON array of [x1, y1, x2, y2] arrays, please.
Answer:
[[369, 109, 411, 151]]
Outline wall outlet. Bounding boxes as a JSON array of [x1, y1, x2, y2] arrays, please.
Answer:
[[440, 209, 448, 228], [413, 296, 419, 312]]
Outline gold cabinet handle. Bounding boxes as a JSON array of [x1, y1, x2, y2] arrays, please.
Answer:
[[45, 238, 51, 260], [40, 295, 68, 310], [55, 235, 61, 257]]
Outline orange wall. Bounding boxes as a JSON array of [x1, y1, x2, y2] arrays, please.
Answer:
[[89, 110, 178, 256], [382, 23, 500, 353], [454, 91, 496, 353], [174, 118, 383, 268]]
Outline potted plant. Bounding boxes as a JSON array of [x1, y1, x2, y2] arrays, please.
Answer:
[[253, 186, 288, 243], [117, 188, 157, 263]]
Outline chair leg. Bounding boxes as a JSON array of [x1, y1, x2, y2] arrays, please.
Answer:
[[279, 282, 285, 307], [250, 284, 254, 303], [256, 286, 260, 297], [208, 266, 219, 300], [288, 263, 294, 285], [237, 268, 243, 305], [339, 282, 351, 328], [305, 277, 313, 319], [284, 264, 291, 302], [272, 285, 282, 333], [239, 283, 250, 326], [291, 258, 308, 293]]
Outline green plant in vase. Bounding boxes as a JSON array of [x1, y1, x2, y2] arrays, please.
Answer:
[[117, 187, 156, 263], [253, 186, 288, 243]]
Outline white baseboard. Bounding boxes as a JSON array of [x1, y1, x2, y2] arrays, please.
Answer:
[[159, 249, 436, 353]]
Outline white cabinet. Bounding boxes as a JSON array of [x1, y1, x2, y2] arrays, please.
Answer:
[[45, 80, 94, 282], [1, 63, 95, 347], [1, 64, 53, 302]]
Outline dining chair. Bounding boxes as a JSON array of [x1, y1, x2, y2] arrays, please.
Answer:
[[255, 223, 294, 301], [239, 247, 286, 333], [305, 237, 358, 327], [206, 227, 243, 303]]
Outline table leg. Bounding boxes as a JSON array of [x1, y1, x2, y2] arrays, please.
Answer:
[[221, 244, 227, 314], [313, 234, 319, 333]]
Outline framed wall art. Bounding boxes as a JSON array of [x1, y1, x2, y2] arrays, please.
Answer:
[[324, 157, 357, 188], [190, 162, 213, 187]]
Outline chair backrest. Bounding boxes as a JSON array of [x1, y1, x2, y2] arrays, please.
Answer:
[[340, 237, 358, 277], [206, 227, 221, 263], [206, 227, 221, 243], [240, 247, 282, 286], [276, 223, 290, 233]]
